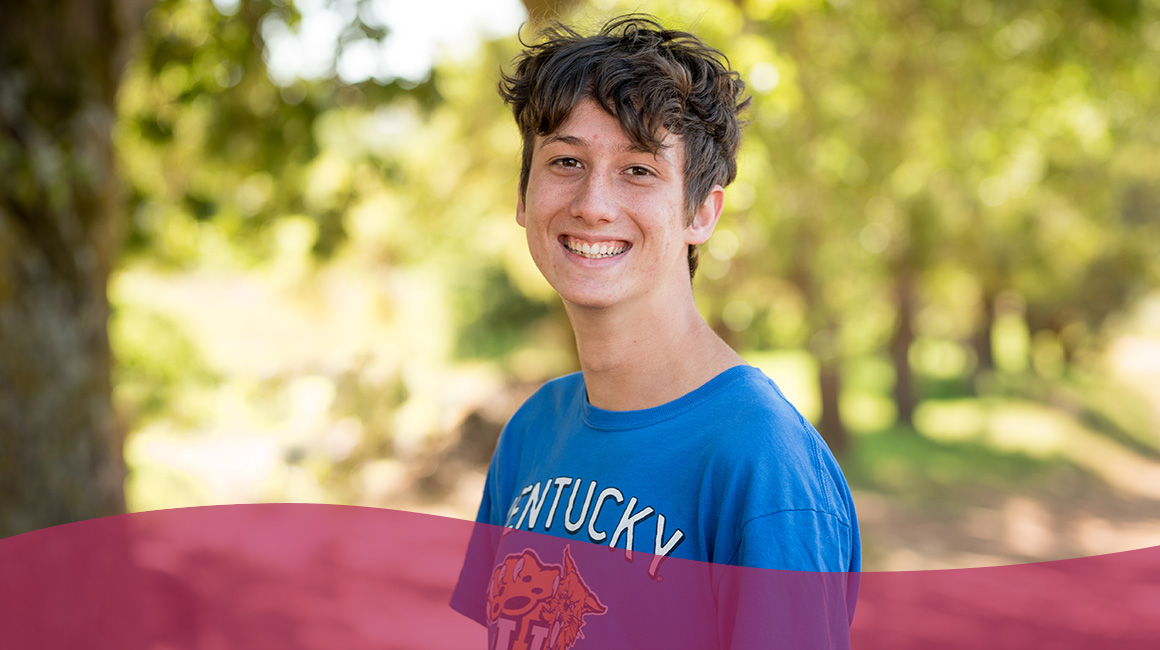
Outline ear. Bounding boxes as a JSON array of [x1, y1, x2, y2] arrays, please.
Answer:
[[516, 189, 527, 227], [562, 545, 577, 574], [685, 184, 725, 245]]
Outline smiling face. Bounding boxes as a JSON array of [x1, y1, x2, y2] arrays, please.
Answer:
[[517, 99, 723, 312]]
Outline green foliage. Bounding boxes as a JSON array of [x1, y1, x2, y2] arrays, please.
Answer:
[[115, 0, 445, 267], [454, 265, 552, 360], [117, 0, 1160, 394], [110, 297, 219, 427]]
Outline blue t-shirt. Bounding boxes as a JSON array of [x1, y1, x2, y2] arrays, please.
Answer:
[[454, 365, 861, 648]]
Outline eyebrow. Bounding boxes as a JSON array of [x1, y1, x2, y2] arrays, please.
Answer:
[[539, 134, 585, 149], [539, 133, 662, 156]]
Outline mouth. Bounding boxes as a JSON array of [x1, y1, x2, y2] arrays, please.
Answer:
[[561, 235, 630, 260]]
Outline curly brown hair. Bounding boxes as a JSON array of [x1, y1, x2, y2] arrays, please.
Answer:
[[498, 15, 750, 278]]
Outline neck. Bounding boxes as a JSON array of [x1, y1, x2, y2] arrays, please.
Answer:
[[565, 294, 744, 411]]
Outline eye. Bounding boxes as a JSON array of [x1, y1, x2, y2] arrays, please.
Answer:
[[552, 157, 582, 168], [626, 165, 653, 177]]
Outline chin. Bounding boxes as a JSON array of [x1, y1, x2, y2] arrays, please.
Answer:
[[557, 288, 621, 311]]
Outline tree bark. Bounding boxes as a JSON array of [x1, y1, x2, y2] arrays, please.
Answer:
[[0, 0, 146, 538], [810, 320, 848, 455], [890, 270, 917, 429], [971, 289, 997, 387], [818, 352, 848, 455]]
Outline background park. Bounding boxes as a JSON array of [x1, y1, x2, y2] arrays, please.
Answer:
[[3, 0, 1160, 573]]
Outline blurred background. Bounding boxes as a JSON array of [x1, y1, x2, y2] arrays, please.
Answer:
[[2, 0, 1159, 572]]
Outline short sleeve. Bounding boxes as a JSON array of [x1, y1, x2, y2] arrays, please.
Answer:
[[732, 509, 857, 573], [716, 510, 859, 649]]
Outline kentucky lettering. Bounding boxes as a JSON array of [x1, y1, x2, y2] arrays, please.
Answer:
[[503, 478, 685, 580]]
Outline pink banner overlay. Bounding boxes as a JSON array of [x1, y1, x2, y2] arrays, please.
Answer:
[[0, 505, 1157, 649]]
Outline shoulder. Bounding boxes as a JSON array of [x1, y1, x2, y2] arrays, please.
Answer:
[[693, 366, 818, 457], [700, 369, 860, 571], [698, 366, 855, 523]]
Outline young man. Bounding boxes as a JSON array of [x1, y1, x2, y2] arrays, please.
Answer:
[[453, 16, 860, 649]]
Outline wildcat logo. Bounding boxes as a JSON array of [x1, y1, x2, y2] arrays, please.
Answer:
[[486, 546, 606, 650]]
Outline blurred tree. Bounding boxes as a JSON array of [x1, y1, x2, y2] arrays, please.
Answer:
[[116, 0, 439, 267], [1, 0, 582, 533], [710, 0, 1160, 448], [0, 0, 150, 537]]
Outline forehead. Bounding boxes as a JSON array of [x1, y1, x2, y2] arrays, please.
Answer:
[[537, 99, 681, 159], [545, 100, 677, 146]]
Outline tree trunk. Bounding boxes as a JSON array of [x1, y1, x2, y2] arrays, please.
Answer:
[[810, 321, 848, 455], [971, 289, 997, 388], [0, 0, 146, 538], [890, 270, 917, 429], [818, 353, 848, 455]]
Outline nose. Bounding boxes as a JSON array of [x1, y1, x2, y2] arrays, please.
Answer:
[[569, 172, 618, 225]]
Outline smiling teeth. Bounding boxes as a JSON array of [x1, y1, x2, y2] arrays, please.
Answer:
[[565, 237, 628, 259]]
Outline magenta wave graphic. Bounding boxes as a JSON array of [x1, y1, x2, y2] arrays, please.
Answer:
[[0, 504, 1157, 649]]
